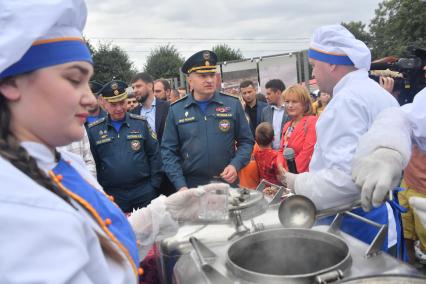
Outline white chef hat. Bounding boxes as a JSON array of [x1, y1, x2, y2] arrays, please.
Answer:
[[0, 0, 92, 80], [308, 25, 371, 71]]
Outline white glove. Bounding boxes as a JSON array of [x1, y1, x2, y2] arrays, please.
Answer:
[[128, 196, 179, 259], [410, 197, 426, 228], [352, 148, 404, 211], [165, 183, 230, 221]]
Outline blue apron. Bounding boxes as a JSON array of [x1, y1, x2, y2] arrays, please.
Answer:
[[52, 159, 139, 266]]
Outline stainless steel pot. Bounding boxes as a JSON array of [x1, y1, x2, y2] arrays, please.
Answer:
[[339, 274, 426, 283], [226, 228, 351, 283]]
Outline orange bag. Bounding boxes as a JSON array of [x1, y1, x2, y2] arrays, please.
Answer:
[[238, 144, 260, 189]]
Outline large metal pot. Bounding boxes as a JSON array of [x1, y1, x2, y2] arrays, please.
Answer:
[[339, 274, 426, 283], [226, 228, 351, 283]]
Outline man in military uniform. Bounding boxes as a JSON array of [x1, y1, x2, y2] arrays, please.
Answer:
[[86, 80, 107, 125], [161, 50, 254, 190], [87, 80, 162, 213]]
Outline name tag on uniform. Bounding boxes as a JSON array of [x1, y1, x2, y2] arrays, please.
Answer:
[[178, 117, 196, 124], [96, 138, 112, 145], [216, 113, 233, 118], [127, 134, 144, 139]]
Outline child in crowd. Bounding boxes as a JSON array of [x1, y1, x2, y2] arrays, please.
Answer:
[[254, 122, 281, 185]]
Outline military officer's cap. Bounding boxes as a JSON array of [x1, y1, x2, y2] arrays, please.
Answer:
[[89, 81, 103, 97], [181, 50, 218, 75], [100, 80, 128, 103]]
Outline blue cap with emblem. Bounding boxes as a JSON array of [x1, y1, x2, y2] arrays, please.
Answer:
[[100, 80, 128, 103], [89, 81, 104, 97], [0, 0, 92, 80], [181, 50, 218, 75]]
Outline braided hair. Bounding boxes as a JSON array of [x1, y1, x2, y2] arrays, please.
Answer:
[[0, 79, 71, 203], [0, 78, 125, 263]]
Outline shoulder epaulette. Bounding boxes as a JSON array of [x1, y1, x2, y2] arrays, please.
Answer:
[[220, 92, 239, 100], [87, 117, 106, 128], [129, 113, 146, 120], [171, 95, 188, 105]]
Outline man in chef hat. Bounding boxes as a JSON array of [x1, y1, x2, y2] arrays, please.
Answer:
[[278, 25, 400, 252]]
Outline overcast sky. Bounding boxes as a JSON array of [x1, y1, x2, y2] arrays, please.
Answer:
[[84, 0, 383, 70]]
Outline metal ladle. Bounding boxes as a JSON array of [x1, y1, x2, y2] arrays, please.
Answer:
[[278, 195, 362, 228]]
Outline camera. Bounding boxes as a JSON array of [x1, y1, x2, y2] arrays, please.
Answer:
[[369, 47, 425, 105]]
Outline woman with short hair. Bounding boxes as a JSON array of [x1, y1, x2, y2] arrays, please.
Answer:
[[278, 84, 318, 173]]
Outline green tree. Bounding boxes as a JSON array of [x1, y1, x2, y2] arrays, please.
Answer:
[[341, 21, 372, 47], [91, 42, 137, 83], [144, 44, 184, 79], [212, 44, 244, 62], [369, 0, 426, 59]]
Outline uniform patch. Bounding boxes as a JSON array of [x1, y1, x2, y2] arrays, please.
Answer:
[[131, 140, 141, 151], [150, 129, 157, 140], [215, 106, 231, 113], [96, 138, 112, 145], [178, 117, 196, 124], [129, 113, 146, 120], [98, 129, 108, 139], [218, 119, 231, 132], [216, 113, 233, 118], [127, 134, 143, 139], [88, 117, 106, 128]]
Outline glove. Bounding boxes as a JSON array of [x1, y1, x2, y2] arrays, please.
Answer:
[[352, 148, 404, 211], [410, 197, 426, 228], [165, 183, 230, 221]]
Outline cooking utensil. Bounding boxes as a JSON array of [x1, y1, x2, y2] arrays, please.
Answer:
[[278, 196, 364, 229], [226, 228, 350, 284]]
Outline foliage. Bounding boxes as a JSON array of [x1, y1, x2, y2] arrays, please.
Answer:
[[91, 42, 137, 83], [144, 44, 184, 79], [369, 0, 426, 58], [212, 44, 244, 62]]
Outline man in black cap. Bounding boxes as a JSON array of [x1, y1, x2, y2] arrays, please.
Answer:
[[87, 80, 163, 213], [161, 50, 254, 190], [86, 80, 107, 125]]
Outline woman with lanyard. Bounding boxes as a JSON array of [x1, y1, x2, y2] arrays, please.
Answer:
[[0, 1, 227, 283], [278, 84, 318, 173]]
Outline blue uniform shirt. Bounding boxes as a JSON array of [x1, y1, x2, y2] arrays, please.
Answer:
[[161, 91, 254, 189]]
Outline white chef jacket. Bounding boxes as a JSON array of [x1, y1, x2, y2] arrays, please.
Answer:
[[355, 87, 426, 167], [294, 69, 398, 245], [0, 142, 178, 284], [403, 87, 426, 152]]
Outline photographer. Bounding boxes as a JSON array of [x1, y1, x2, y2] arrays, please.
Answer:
[[369, 48, 426, 105]]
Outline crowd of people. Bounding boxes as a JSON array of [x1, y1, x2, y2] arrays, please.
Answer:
[[0, 0, 425, 283]]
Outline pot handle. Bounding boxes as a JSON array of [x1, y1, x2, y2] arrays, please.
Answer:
[[314, 269, 344, 284], [327, 211, 387, 258], [188, 237, 233, 284]]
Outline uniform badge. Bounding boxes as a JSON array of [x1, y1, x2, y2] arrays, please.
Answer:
[[218, 119, 231, 132], [111, 83, 118, 90], [203, 51, 210, 60], [114, 90, 119, 95], [99, 130, 108, 138], [150, 129, 157, 140], [216, 107, 231, 113], [185, 111, 189, 117], [203, 51, 210, 66], [131, 140, 141, 151]]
